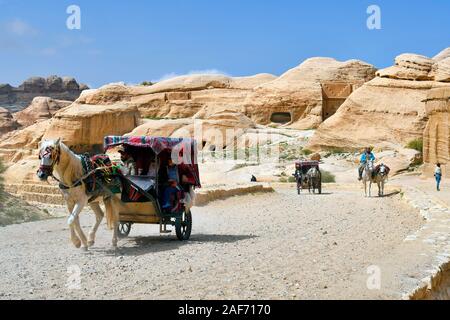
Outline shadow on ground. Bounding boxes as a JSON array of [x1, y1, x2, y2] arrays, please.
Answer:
[[92, 234, 257, 256]]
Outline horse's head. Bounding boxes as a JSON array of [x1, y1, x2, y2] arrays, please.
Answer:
[[37, 138, 61, 181], [378, 163, 387, 177], [366, 160, 375, 172]]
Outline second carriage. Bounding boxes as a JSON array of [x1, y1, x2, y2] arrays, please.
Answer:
[[293, 160, 322, 195]]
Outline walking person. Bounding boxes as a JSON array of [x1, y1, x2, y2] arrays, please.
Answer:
[[434, 163, 442, 191]]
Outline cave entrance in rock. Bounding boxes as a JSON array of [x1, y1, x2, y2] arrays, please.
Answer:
[[321, 82, 354, 121], [322, 98, 346, 121], [270, 112, 292, 124]]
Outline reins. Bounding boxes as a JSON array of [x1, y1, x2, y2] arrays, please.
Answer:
[[50, 166, 114, 190]]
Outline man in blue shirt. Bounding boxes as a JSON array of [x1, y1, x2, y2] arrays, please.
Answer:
[[358, 147, 375, 180], [162, 159, 180, 211]]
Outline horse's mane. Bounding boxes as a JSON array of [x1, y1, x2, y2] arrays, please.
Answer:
[[55, 142, 83, 184]]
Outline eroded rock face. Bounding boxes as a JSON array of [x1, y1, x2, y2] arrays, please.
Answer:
[[14, 97, 72, 127], [43, 103, 141, 153], [0, 75, 88, 113], [243, 58, 377, 129], [307, 78, 444, 151], [0, 107, 19, 135], [309, 48, 450, 153], [377, 49, 450, 82], [0, 120, 51, 163], [127, 110, 257, 150], [76, 60, 375, 130], [423, 87, 450, 178]]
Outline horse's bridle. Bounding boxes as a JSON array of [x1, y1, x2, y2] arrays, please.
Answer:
[[38, 145, 61, 178]]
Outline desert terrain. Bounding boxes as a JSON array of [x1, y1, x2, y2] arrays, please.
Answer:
[[0, 47, 449, 300]]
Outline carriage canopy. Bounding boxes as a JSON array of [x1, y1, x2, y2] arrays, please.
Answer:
[[104, 136, 201, 188]]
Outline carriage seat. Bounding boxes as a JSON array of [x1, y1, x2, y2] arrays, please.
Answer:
[[126, 175, 156, 193]]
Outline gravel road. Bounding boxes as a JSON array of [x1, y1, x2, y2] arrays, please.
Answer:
[[0, 186, 423, 300]]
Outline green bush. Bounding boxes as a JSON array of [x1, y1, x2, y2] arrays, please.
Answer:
[[406, 138, 423, 153], [279, 177, 287, 183], [141, 81, 154, 86], [288, 176, 296, 183], [321, 170, 336, 183], [302, 148, 313, 156]]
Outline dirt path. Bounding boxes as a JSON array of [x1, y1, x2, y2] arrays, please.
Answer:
[[0, 186, 423, 300]]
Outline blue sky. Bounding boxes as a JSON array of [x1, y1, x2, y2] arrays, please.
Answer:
[[0, 0, 449, 88]]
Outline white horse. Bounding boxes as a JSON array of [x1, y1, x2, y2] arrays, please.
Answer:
[[373, 163, 389, 197], [362, 160, 376, 197], [37, 139, 120, 250], [307, 167, 321, 194]]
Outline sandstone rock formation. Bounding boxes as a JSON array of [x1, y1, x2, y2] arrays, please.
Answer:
[[0, 75, 88, 113], [309, 48, 450, 153], [243, 58, 377, 129], [0, 107, 19, 135], [0, 120, 51, 163], [76, 60, 375, 131], [42, 103, 141, 153], [14, 97, 72, 127], [377, 49, 450, 82], [76, 74, 278, 122], [423, 87, 450, 178], [127, 110, 257, 150]]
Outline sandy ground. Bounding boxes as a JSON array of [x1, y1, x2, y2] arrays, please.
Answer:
[[0, 186, 423, 300]]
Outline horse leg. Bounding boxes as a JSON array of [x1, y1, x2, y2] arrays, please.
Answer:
[[88, 202, 104, 247], [104, 198, 119, 249], [364, 180, 367, 197], [73, 215, 88, 251], [66, 201, 81, 248], [69, 200, 89, 250]]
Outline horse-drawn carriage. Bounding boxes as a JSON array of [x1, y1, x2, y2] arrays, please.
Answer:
[[293, 160, 322, 195], [104, 136, 201, 241]]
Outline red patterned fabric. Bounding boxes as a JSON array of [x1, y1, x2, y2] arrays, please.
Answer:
[[104, 136, 201, 188]]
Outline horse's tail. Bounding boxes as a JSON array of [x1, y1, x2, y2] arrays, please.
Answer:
[[104, 197, 117, 230]]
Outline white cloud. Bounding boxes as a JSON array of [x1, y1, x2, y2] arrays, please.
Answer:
[[153, 69, 230, 82], [5, 19, 38, 37]]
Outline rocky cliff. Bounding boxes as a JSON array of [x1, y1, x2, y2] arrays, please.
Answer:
[[423, 87, 450, 178], [0, 76, 88, 113]]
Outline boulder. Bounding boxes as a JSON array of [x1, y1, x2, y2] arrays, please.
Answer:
[[14, 97, 72, 127], [423, 87, 450, 178], [376, 54, 434, 81], [43, 103, 141, 152], [0, 107, 19, 135]]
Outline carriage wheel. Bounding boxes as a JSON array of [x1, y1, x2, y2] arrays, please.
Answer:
[[175, 210, 192, 241], [118, 222, 132, 238]]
